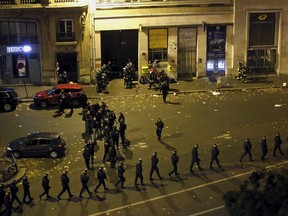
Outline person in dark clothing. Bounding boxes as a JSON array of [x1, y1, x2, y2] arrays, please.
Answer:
[[84, 110, 92, 134], [103, 138, 111, 163], [39, 173, 51, 200], [155, 118, 164, 140], [190, 144, 202, 172], [83, 144, 91, 170], [3, 191, 12, 216], [109, 145, 117, 168], [79, 93, 88, 109], [58, 89, 66, 114], [79, 169, 92, 199], [66, 92, 74, 114], [22, 176, 33, 204], [9, 180, 21, 209], [115, 162, 126, 189], [160, 81, 169, 103], [135, 158, 145, 186], [149, 152, 163, 181], [57, 171, 73, 200], [0, 184, 5, 210], [273, 133, 283, 156], [209, 144, 222, 169], [239, 138, 253, 162], [260, 136, 268, 160], [119, 122, 127, 146], [94, 166, 109, 192], [118, 112, 125, 124], [168, 150, 179, 177], [112, 126, 120, 149], [89, 140, 96, 164]]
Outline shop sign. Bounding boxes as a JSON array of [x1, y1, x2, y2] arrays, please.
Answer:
[[6, 45, 32, 53]]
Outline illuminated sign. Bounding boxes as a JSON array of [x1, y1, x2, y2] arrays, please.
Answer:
[[6, 45, 32, 53]]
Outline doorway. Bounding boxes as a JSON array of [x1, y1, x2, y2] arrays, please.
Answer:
[[56, 52, 78, 83]]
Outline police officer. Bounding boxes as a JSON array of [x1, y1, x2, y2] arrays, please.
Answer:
[[103, 138, 111, 163], [39, 173, 51, 200], [168, 150, 179, 177], [119, 121, 127, 146], [89, 139, 96, 164], [57, 171, 73, 200], [239, 138, 253, 162], [135, 158, 145, 186], [109, 145, 117, 168], [83, 144, 91, 170], [155, 118, 164, 140], [9, 180, 21, 209], [260, 136, 268, 160], [160, 81, 169, 103], [149, 152, 163, 181], [22, 176, 33, 204], [118, 112, 125, 124], [190, 144, 202, 172], [115, 162, 126, 189], [273, 132, 283, 156], [94, 165, 109, 192], [58, 89, 66, 114], [3, 191, 12, 216], [209, 144, 222, 169], [66, 92, 74, 114], [0, 184, 5, 210], [112, 126, 120, 149], [79, 169, 92, 199]]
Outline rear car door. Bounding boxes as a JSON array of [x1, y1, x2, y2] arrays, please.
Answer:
[[21, 139, 39, 157]]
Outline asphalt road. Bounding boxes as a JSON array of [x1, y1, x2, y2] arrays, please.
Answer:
[[1, 88, 288, 216]]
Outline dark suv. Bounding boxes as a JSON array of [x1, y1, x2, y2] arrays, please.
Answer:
[[0, 88, 20, 112], [33, 83, 85, 109], [6, 132, 66, 159]]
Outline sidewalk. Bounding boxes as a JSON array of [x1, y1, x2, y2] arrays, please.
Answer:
[[4, 74, 288, 102]]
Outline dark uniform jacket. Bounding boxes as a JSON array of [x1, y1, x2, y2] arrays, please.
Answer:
[[151, 155, 159, 168], [61, 174, 70, 188], [80, 173, 89, 186]]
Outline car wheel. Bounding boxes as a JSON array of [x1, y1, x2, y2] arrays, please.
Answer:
[[12, 151, 21, 159], [39, 101, 48, 109], [50, 151, 59, 159], [72, 99, 80, 108], [3, 103, 12, 112]]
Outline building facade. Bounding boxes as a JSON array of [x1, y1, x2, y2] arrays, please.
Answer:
[[0, 0, 287, 85]]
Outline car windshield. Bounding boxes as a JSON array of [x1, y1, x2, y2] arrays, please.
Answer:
[[8, 90, 18, 97], [47, 88, 55, 95]]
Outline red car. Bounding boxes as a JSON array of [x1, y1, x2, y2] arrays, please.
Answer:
[[33, 83, 85, 109]]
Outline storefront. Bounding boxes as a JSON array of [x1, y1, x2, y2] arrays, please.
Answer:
[[0, 44, 41, 85]]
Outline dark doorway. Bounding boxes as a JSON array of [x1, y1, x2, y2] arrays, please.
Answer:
[[56, 52, 78, 83], [101, 30, 138, 77]]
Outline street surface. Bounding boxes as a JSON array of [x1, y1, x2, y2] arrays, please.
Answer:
[[1, 88, 288, 216]]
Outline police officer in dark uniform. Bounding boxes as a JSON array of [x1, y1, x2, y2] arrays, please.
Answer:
[[209, 144, 222, 169], [22, 176, 33, 204], [160, 81, 169, 103], [79, 169, 92, 199], [0, 184, 5, 210], [239, 138, 253, 162], [135, 158, 145, 186], [66, 92, 74, 114], [89, 139, 96, 164], [149, 152, 163, 181], [155, 118, 164, 140], [112, 126, 120, 149], [57, 171, 73, 200], [94, 165, 109, 192], [3, 191, 12, 216], [58, 89, 66, 114], [260, 136, 268, 160], [118, 112, 125, 124], [83, 144, 91, 170], [115, 162, 126, 189], [119, 121, 127, 146], [103, 138, 111, 163], [39, 173, 51, 200], [168, 150, 179, 178], [273, 132, 283, 156], [9, 180, 21, 209], [109, 145, 117, 168], [190, 144, 202, 172]]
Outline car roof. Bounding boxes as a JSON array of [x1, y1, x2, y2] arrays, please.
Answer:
[[55, 83, 82, 90], [0, 87, 16, 92], [27, 132, 60, 140]]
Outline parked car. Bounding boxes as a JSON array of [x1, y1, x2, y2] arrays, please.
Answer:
[[0, 88, 20, 112], [6, 132, 66, 159], [33, 83, 85, 109]]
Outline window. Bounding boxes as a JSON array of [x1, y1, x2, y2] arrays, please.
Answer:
[[39, 139, 50, 145], [0, 21, 38, 45], [57, 19, 75, 41], [149, 29, 168, 62], [249, 13, 276, 47], [27, 139, 38, 146]]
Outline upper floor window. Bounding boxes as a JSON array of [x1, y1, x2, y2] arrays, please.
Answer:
[[0, 21, 38, 45], [57, 19, 75, 41], [249, 13, 276, 47]]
